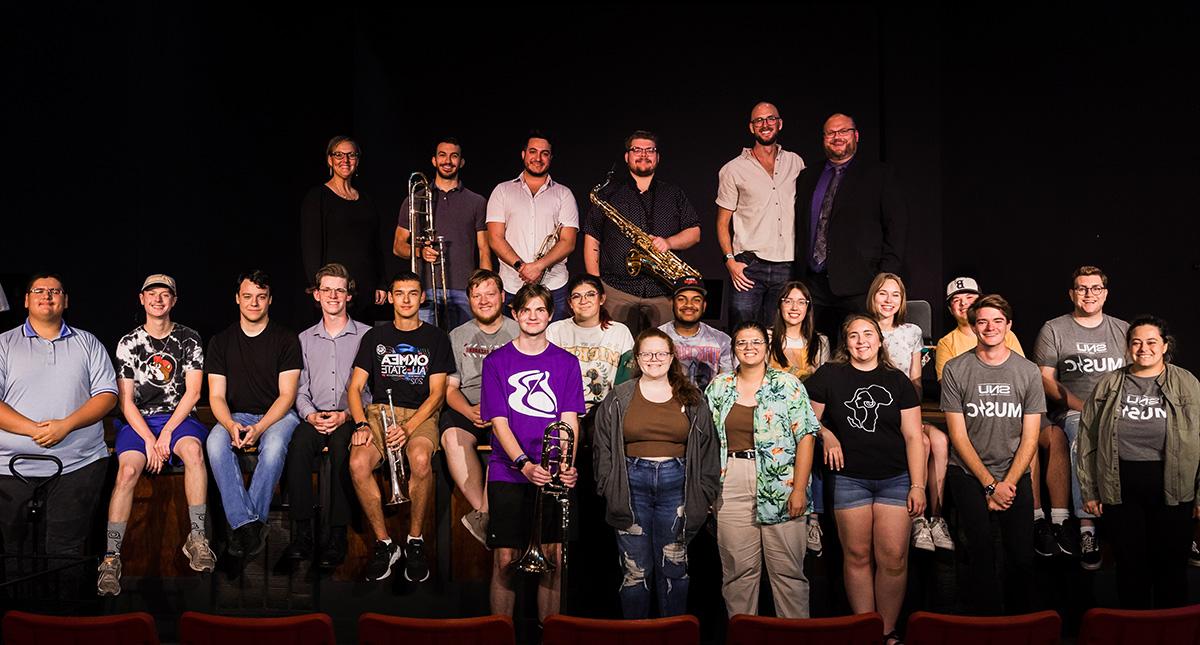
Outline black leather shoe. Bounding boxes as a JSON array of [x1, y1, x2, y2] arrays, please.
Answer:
[[317, 527, 348, 569], [244, 522, 268, 559], [283, 522, 314, 560]]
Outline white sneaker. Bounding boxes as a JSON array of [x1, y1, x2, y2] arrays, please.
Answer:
[[929, 516, 955, 551], [806, 516, 823, 556], [912, 517, 935, 552]]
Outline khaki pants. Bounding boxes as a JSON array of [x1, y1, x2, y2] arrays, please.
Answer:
[[713, 457, 809, 618], [602, 281, 673, 338]]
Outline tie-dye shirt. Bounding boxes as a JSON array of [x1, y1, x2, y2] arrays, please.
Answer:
[[115, 323, 204, 416]]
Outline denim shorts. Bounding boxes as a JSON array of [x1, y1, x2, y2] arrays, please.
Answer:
[[832, 472, 910, 510]]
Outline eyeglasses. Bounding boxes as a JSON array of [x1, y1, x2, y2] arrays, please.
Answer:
[[823, 128, 856, 139], [28, 287, 65, 297], [329, 151, 360, 160], [318, 287, 348, 296], [781, 297, 809, 307], [570, 290, 599, 302], [637, 351, 672, 360], [750, 115, 781, 126], [1072, 286, 1107, 296], [628, 146, 658, 155], [735, 338, 766, 348]]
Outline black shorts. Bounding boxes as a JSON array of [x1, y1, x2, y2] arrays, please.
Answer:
[[486, 481, 580, 550], [439, 405, 489, 445]]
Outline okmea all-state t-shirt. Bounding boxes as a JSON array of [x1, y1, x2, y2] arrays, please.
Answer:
[[1034, 314, 1128, 421], [941, 350, 1046, 479], [479, 342, 585, 483], [353, 322, 455, 409], [806, 362, 920, 479]]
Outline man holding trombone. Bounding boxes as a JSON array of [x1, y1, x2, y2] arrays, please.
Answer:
[[347, 270, 454, 582], [480, 283, 586, 622]]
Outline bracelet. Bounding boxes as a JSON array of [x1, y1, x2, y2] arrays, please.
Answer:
[[910, 484, 925, 490], [513, 454, 530, 469]]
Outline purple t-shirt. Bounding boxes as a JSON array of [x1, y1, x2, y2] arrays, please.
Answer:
[[480, 341, 586, 483]]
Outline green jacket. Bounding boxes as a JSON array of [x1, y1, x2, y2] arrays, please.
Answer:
[[1078, 363, 1200, 506]]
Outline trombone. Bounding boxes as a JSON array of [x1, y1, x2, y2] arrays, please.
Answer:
[[378, 388, 409, 505], [512, 421, 576, 583], [408, 172, 449, 326]]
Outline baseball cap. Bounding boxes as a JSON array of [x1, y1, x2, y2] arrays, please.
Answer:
[[141, 273, 177, 294], [945, 276, 980, 300], [672, 275, 707, 297]]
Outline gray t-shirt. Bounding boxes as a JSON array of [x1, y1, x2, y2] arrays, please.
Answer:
[[659, 321, 735, 390], [1034, 313, 1129, 421], [942, 350, 1047, 479], [447, 317, 519, 404], [1117, 372, 1166, 462]]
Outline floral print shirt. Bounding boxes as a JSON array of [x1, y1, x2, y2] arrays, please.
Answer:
[[705, 367, 820, 525]]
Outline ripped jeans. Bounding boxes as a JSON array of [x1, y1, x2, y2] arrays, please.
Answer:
[[616, 456, 689, 618]]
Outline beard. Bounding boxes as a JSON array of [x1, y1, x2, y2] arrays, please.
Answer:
[[436, 166, 459, 181], [524, 163, 549, 178], [629, 165, 655, 178], [474, 309, 501, 326], [753, 131, 778, 147], [825, 140, 857, 162]]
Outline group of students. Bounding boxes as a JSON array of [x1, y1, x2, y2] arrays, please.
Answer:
[[1, 259, 1196, 645]]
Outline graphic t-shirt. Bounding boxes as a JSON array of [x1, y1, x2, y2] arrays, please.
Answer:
[[659, 321, 734, 390], [206, 321, 303, 415], [479, 342, 586, 483], [116, 323, 204, 416], [353, 322, 455, 409], [448, 317, 519, 404], [1117, 372, 1167, 461], [942, 351, 1046, 479], [546, 318, 635, 411], [882, 323, 924, 375], [806, 362, 920, 479], [1034, 314, 1129, 421]]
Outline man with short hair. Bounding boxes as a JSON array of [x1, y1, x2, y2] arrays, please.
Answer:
[[283, 263, 370, 568], [481, 283, 585, 621], [205, 270, 303, 560], [97, 274, 212, 596], [486, 131, 579, 321], [347, 271, 454, 582], [0, 273, 117, 593], [395, 137, 492, 330], [443, 269, 519, 545], [583, 130, 701, 336], [717, 102, 805, 329], [657, 276, 733, 390], [794, 113, 908, 341], [942, 294, 1045, 615], [1034, 265, 1129, 570]]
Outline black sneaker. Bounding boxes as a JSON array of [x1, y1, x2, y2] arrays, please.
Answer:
[[1190, 541, 1200, 568], [364, 540, 400, 581], [227, 524, 247, 558], [283, 521, 314, 560], [1080, 531, 1102, 570], [1052, 523, 1078, 557], [1034, 518, 1056, 557], [318, 527, 348, 570], [404, 537, 430, 582], [244, 522, 268, 559]]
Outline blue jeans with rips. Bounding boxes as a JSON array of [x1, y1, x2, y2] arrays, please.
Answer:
[[616, 457, 690, 618], [206, 411, 300, 529]]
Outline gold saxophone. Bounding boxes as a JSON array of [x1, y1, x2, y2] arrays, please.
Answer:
[[589, 172, 701, 284]]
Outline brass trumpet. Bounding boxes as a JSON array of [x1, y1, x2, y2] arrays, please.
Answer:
[[512, 421, 575, 576], [408, 172, 449, 326], [379, 388, 409, 505]]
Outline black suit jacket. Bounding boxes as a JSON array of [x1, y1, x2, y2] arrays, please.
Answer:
[[793, 157, 908, 297]]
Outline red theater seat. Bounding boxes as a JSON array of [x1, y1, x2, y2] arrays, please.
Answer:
[[541, 614, 699, 645], [1078, 604, 1200, 645], [905, 610, 1061, 645], [726, 612, 885, 645], [357, 614, 515, 645], [178, 611, 335, 645], [2, 610, 159, 645]]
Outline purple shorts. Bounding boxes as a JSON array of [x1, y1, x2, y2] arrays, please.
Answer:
[[114, 414, 209, 466]]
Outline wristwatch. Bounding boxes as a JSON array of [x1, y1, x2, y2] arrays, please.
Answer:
[[723, 253, 735, 261], [355, 421, 369, 430], [513, 259, 525, 271], [983, 482, 997, 497], [514, 454, 530, 469]]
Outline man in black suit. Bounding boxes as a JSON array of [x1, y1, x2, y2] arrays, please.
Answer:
[[794, 113, 908, 341]]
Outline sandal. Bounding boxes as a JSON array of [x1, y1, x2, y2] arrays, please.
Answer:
[[883, 630, 904, 645]]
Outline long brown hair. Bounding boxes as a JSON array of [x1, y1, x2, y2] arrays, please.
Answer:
[[770, 280, 823, 371], [630, 328, 701, 407], [866, 272, 909, 325], [832, 314, 896, 369]]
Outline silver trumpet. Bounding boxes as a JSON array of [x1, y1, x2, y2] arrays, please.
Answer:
[[379, 388, 409, 505], [512, 421, 575, 580], [408, 172, 449, 326]]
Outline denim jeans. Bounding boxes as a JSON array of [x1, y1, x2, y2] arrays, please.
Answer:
[[729, 254, 791, 329], [616, 457, 689, 618], [1059, 411, 1094, 518], [418, 288, 471, 330], [207, 411, 300, 529]]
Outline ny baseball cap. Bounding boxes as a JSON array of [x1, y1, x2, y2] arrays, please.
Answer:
[[945, 276, 980, 300], [141, 273, 177, 294], [672, 275, 707, 297]]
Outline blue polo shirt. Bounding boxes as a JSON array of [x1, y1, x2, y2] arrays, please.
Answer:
[[0, 320, 117, 476]]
